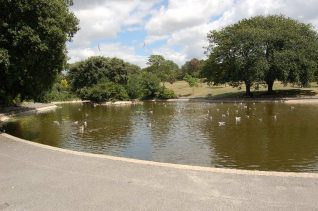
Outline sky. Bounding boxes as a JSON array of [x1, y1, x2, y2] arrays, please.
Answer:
[[68, 0, 318, 67]]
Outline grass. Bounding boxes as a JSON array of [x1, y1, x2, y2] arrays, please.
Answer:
[[165, 81, 318, 99]]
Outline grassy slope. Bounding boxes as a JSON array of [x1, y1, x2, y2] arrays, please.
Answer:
[[165, 81, 318, 99]]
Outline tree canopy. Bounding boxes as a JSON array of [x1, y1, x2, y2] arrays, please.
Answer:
[[68, 56, 175, 102], [203, 15, 318, 96], [181, 58, 204, 78], [0, 0, 79, 104], [68, 56, 140, 92], [144, 55, 180, 84]]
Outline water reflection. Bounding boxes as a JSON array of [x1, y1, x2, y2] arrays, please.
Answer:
[[3, 102, 318, 172]]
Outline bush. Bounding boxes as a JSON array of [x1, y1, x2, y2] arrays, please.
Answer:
[[38, 76, 78, 103], [157, 87, 176, 99], [79, 82, 128, 102], [127, 74, 144, 99], [140, 72, 161, 99], [40, 90, 77, 103]]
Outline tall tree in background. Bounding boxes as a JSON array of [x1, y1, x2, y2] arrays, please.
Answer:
[[181, 58, 204, 78], [145, 55, 180, 84], [0, 0, 79, 104], [204, 15, 318, 96]]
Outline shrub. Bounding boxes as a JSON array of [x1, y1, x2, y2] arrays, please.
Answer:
[[38, 76, 77, 103], [140, 72, 161, 99], [127, 74, 144, 99], [157, 87, 176, 99], [79, 82, 128, 102]]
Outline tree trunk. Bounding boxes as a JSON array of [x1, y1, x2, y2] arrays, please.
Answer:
[[245, 81, 252, 97], [267, 80, 274, 94]]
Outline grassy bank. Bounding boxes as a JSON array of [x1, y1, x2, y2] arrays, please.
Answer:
[[165, 81, 318, 99]]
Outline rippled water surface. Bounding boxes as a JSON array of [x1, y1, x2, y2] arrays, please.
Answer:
[[3, 102, 318, 172]]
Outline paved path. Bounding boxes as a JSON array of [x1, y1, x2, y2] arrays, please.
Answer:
[[1, 134, 318, 211]]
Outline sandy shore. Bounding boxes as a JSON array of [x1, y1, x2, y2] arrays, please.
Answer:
[[284, 99, 318, 104], [0, 103, 58, 123]]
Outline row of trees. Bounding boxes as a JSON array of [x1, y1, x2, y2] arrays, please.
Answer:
[[202, 15, 318, 96], [65, 56, 177, 102], [37, 55, 205, 103]]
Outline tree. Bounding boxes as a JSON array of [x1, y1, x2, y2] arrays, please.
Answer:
[[247, 16, 318, 93], [0, 0, 79, 104], [181, 58, 204, 78], [145, 55, 180, 84], [68, 56, 140, 92], [204, 15, 318, 96], [79, 82, 129, 102], [184, 73, 199, 96]]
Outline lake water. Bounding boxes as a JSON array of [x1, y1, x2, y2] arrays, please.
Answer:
[[2, 102, 318, 172]]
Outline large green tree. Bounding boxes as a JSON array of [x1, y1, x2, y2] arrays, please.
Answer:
[[181, 58, 204, 78], [203, 15, 318, 96], [0, 0, 79, 104], [68, 56, 140, 92], [145, 55, 180, 84]]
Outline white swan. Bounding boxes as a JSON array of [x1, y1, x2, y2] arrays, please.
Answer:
[[218, 122, 225, 126], [235, 117, 241, 123]]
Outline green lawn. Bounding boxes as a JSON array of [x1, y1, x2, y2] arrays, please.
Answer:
[[165, 81, 318, 99]]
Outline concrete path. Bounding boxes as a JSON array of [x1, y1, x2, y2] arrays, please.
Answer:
[[1, 134, 318, 211]]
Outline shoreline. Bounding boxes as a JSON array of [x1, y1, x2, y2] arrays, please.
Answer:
[[2, 132, 318, 178], [0, 103, 58, 123]]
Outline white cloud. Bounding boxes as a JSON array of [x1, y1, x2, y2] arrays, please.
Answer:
[[68, 43, 147, 67], [152, 47, 187, 66], [145, 0, 233, 36], [68, 0, 318, 67], [71, 0, 160, 48], [145, 0, 318, 66]]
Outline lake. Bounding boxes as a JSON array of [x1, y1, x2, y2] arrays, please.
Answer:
[[2, 102, 318, 172]]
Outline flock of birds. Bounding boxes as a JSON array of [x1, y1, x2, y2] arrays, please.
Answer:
[[200, 102, 282, 127], [53, 108, 89, 133], [52, 102, 296, 133]]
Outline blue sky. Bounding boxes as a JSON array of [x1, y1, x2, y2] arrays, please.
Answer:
[[68, 0, 318, 67]]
